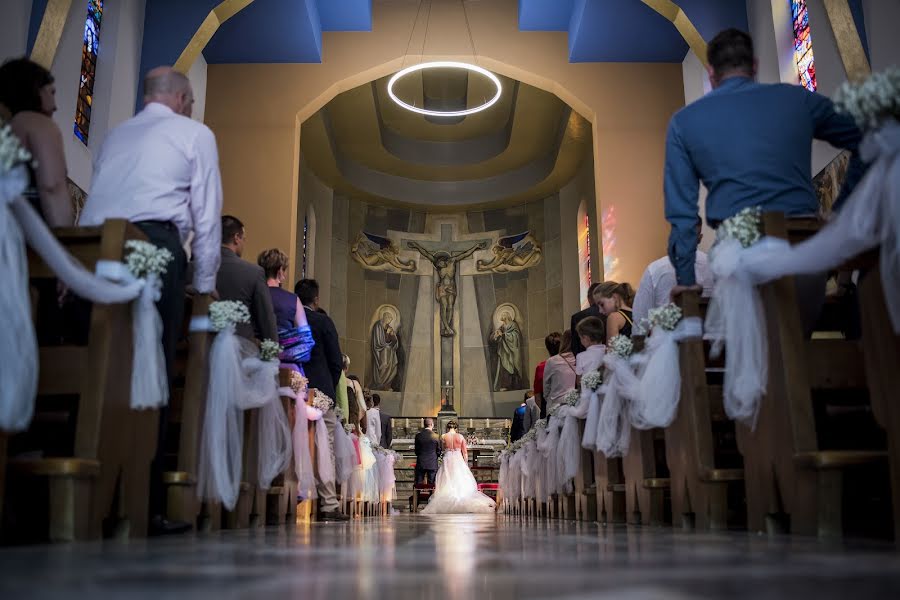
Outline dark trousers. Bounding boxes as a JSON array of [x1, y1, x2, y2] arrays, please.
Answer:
[[135, 221, 188, 520], [415, 467, 437, 486]]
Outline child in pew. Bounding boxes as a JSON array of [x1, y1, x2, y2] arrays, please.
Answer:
[[575, 316, 606, 383]]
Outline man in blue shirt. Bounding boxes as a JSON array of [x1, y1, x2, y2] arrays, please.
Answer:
[[666, 28, 864, 314]]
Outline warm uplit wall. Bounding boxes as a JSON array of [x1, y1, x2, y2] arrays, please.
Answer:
[[204, 0, 685, 290]]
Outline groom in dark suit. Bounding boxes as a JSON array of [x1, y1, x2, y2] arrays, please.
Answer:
[[414, 418, 441, 486]]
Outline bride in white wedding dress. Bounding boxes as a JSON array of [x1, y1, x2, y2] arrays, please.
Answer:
[[422, 420, 496, 514]]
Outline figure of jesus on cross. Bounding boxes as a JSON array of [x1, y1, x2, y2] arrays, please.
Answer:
[[407, 240, 488, 337]]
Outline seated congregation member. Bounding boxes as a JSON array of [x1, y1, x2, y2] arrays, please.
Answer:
[[217, 216, 277, 342], [79, 66, 223, 535], [0, 58, 74, 227], [295, 278, 348, 521], [534, 332, 561, 418], [569, 282, 603, 355], [664, 28, 864, 335], [595, 282, 635, 341], [575, 316, 606, 377], [542, 330, 577, 411], [258, 248, 314, 370], [633, 220, 712, 326]]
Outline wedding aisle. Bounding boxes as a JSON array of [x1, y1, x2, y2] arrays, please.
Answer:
[[2, 516, 899, 599]]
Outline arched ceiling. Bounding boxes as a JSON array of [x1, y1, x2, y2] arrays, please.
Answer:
[[301, 73, 592, 209]]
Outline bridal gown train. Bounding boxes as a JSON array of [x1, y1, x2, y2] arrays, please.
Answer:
[[421, 432, 496, 514]]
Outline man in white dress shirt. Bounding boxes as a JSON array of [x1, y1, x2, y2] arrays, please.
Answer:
[[80, 67, 223, 534], [632, 222, 712, 327]]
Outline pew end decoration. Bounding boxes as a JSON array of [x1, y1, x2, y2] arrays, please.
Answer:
[[629, 302, 701, 431], [198, 301, 290, 510], [119, 239, 174, 411], [592, 336, 640, 458]]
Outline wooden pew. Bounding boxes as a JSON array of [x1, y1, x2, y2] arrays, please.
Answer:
[[737, 214, 888, 539], [857, 264, 900, 542], [4, 220, 155, 542], [665, 292, 744, 530], [164, 295, 215, 530], [264, 369, 302, 526], [296, 385, 318, 523]]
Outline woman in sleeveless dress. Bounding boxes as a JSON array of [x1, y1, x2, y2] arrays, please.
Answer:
[[595, 281, 636, 341], [257, 249, 315, 370], [421, 420, 496, 515], [0, 58, 74, 227]]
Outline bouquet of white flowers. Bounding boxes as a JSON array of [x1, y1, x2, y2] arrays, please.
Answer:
[[124, 240, 173, 280], [333, 403, 345, 423], [647, 303, 683, 332], [343, 422, 356, 434], [834, 66, 900, 131], [0, 124, 33, 173], [717, 206, 762, 248], [607, 335, 633, 358], [259, 339, 281, 362], [209, 301, 251, 332], [533, 418, 547, 431], [289, 370, 309, 394], [311, 389, 334, 413], [581, 370, 603, 391], [563, 389, 580, 406]]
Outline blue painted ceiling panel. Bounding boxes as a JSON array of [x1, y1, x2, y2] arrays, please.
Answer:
[[204, 0, 322, 63], [518, 0, 575, 31], [318, 0, 373, 31], [521, 0, 751, 63]]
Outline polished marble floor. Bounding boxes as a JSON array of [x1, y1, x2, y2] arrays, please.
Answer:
[[1, 516, 899, 599]]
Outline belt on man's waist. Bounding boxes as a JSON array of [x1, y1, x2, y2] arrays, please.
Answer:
[[134, 220, 178, 232]]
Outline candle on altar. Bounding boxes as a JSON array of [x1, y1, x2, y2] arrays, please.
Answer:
[[486, 418, 490, 429], [468, 418, 473, 429], [405, 418, 409, 428]]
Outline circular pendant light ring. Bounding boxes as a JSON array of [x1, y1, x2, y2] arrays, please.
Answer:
[[387, 61, 502, 117]]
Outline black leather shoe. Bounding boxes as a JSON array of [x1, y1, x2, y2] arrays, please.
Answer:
[[318, 510, 350, 522], [149, 515, 192, 536]]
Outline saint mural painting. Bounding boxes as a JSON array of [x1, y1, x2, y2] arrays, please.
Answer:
[[369, 305, 403, 392], [490, 303, 525, 392]]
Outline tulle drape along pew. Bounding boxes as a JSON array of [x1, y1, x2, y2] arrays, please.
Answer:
[[3, 221, 158, 542]]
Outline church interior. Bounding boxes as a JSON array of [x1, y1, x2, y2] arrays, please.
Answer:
[[2, 0, 900, 597]]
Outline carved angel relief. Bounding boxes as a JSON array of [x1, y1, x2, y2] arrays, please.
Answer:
[[350, 232, 417, 273], [475, 231, 543, 273]]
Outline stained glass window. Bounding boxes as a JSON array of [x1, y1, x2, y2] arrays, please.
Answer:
[[74, 0, 103, 145], [602, 206, 619, 280], [790, 0, 817, 92], [578, 209, 592, 309]]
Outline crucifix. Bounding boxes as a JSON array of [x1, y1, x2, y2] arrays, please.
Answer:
[[407, 240, 488, 337]]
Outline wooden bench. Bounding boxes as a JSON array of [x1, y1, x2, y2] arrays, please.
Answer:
[[857, 263, 900, 542], [666, 292, 744, 531], [4, 220, 155, 542], [164, 295, 215, 531], [737, 214, 889, 539]]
